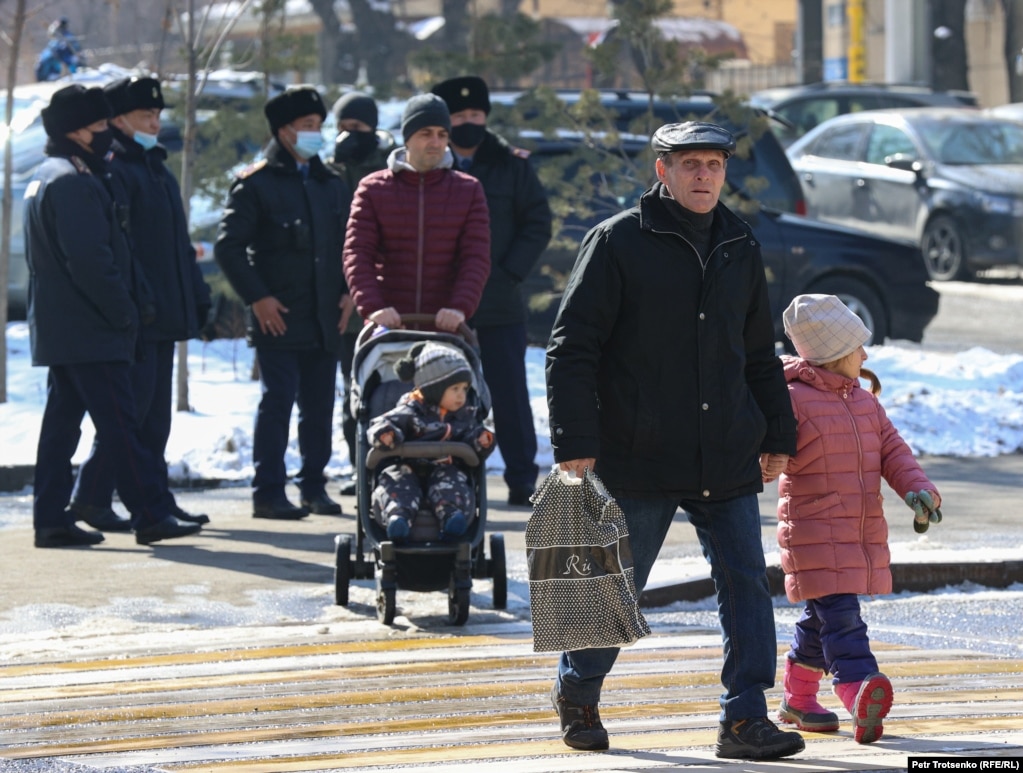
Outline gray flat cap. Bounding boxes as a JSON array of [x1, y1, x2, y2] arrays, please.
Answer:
[[651, 121, 735, 158]]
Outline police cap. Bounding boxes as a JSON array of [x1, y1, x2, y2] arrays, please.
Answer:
[[651, 121, 735, 158]]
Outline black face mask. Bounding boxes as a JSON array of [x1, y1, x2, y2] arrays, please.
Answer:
[[450, 122, 486, 149], [334, 130, 378, 163], [88, 129, 114, 157]]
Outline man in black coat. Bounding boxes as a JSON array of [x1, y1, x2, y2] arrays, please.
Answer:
[[215, 86, 351, 520], [24, 84, 202, 548], [68, 76, 212, 531], [327, 91, 396, 494], [431, 76, 552, 506], [545, 123, 804, 761]]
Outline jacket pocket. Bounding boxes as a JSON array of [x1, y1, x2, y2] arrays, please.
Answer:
[[794, 491, 841, 517]]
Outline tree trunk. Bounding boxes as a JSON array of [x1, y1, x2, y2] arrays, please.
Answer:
[[930, 0, 969, 92], [442, 0, 471, 53], [346, 0, 409, 86], [0, 0, 29, 405], [176, 0, 201, 412], [308, 0, 344, 84], [1004, 0, 1023, 102]]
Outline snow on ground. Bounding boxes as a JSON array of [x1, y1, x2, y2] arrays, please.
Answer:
[[3, 322, 1023, 475]]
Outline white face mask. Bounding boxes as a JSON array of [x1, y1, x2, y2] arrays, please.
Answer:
[[293, 130, 324, 160], [134, 130, 159, 151]]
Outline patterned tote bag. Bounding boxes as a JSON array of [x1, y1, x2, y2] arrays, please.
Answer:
[[526, 466, 651, 652]]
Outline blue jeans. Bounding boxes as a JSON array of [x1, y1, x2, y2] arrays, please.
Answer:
[[557, 493, 777, 721]]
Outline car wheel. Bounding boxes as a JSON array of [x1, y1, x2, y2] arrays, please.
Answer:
[[806, 277, 888, 344], [922, 215, 967, 281]]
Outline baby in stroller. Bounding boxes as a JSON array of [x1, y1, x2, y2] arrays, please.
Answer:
[[368, 341, 495, 543]]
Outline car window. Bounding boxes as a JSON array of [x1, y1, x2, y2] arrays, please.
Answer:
[[916, 118, 1023, 164], [865, 124, 918, 165], [848, 96, 885, 113], [805, 123, 866, 161], [777, 97, 842, 136]]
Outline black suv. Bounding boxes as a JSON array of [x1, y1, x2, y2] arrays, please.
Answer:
[[749, 81, 978, 147]]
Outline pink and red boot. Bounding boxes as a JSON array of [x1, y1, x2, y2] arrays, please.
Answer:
[[835, 672, 893, 743], [777, 659, 840, 732]]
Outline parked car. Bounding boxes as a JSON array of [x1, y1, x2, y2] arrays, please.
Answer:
[[520, 136, 938, 346], [750, 81, 978, 147], [785, 107, 1023, 281]]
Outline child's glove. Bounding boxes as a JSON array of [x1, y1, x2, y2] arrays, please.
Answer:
[[905, 490, 942, 534]]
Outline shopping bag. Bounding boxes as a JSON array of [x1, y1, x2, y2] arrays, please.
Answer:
[[526, 465, 651, 652]]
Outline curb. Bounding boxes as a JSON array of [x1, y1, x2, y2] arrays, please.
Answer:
[[0, 465, 229, 494], [640, 560, 1023, 607]]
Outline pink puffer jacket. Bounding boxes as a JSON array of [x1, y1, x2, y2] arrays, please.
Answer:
[[777, 356, 937, 603], [343, 149, 491, 321]]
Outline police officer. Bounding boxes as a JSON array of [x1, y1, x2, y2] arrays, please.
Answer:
[[430, 76, 553, 506], [215, 86, 351, 520], [328, 91, 396, 495], [25, 84, 202, 547], [68, 75, 212, 531]]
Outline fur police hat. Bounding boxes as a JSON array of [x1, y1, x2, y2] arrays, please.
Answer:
[[395, 342, 472, 405], [264, 86, 327, 133], [332, 91, 378, 130], [400, 94, 451, 143], [651, 121, 736, 158], [783, 294, 872, 365], [41, 84, 112, 139], [103, 76, 165, 116], [430, 76, 491, 115]]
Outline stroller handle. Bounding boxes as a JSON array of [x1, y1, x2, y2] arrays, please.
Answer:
[[366, 441, 481, 471], [358, 313, 479, 350]]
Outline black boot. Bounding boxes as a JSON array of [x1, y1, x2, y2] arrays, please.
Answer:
[[69, 502, 132, 532], [35, 523, 105, 548], [135, 516, 202, 545], [551, 684, 609, 750]]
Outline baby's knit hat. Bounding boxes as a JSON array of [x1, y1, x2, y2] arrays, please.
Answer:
[[783, 293, 871, 365], [395, 342, 472, 405]]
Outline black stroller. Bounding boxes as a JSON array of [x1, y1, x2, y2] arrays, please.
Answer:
[[333, 315, 508, 625]]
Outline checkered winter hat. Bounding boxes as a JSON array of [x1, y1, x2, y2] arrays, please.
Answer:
[[783, 294, 871, 365], [395, 342, 472, 405]]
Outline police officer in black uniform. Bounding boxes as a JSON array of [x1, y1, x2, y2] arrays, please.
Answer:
[[430, 76, 553, 506], [68, 75, 212, 531], [25, 84, 203, 548], [215, 86, 351, 520], [328, 91, 396, 495]]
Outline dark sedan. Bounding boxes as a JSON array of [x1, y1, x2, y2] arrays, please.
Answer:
[[786, 107, 1023, 280]]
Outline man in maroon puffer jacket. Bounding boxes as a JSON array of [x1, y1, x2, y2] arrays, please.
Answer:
[[343, 94, 490, 333]]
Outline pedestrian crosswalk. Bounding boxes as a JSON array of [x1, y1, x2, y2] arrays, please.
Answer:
[[2, 630, 1022, 772]]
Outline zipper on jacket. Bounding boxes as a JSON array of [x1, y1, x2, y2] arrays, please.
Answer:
[[415, 174, 425, 313], [838, 385, 872, 580], [648, 226, 744, 279]]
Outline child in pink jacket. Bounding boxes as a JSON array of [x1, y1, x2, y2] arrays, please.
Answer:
[[770, 294, 942, 744]]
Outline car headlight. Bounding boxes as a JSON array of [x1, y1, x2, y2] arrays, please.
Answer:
[[977, 192, 1022, 215]]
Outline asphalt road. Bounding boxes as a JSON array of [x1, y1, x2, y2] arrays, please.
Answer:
[[914, 275, 1023, 354]]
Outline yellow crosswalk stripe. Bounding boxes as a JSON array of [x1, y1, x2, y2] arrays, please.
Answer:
[[2, 633, 1022, 772]]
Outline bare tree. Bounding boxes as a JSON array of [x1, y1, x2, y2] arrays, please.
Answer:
[[174, 0, 254, 410], [0, 0, 29, 404]]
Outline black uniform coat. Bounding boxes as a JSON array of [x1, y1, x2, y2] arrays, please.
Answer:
[[108, 129, 211, 343], [546, 182, 797, 499], [214, 140, 351, 352], [24, 141, 138, 366], [464, 131, 552, 327]]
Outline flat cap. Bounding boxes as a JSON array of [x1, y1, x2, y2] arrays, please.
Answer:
[[651, 121, 735, 158]]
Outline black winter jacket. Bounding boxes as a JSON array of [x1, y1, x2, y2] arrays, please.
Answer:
[[108, 130, 211, 343], [463, 131, 552, 327], [214, 140, 351, 352], [24, 140, 138, 366], [546, 182, 797, 499]]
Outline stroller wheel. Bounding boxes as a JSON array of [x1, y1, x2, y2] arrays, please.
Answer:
[[334, 535, 353, 606], [377, 586, 396, 625], [490, 533, 507, 610], [448, 582, 471, 626]]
